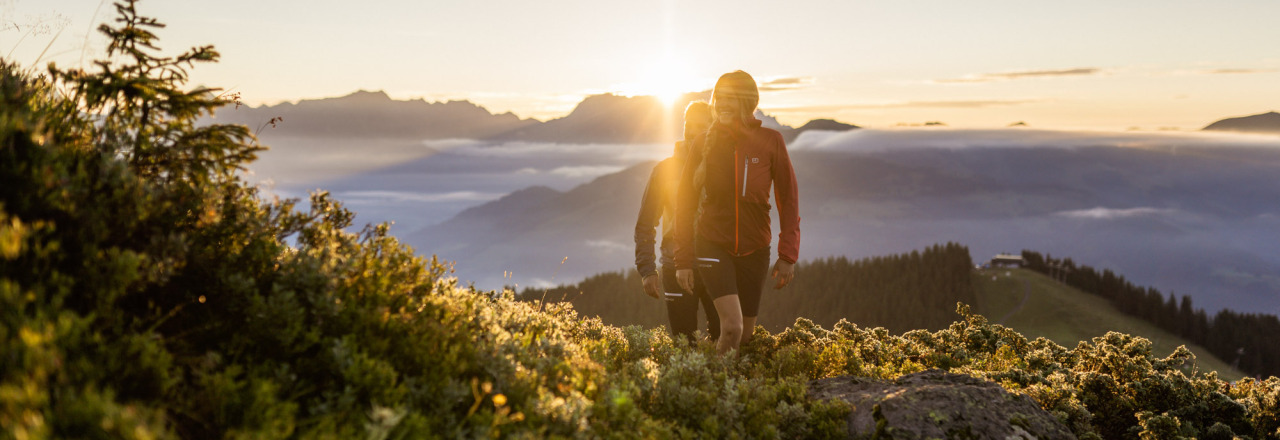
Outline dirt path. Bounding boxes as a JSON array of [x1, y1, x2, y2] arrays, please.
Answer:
[[996, 277, 1031, 325]]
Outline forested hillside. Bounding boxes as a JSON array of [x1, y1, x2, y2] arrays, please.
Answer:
[[1022, 251, 1280, 378], [525, 243, 976, 334], [4, 3, 1280, 439]]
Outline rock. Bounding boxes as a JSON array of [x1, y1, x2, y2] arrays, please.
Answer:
[[809, 370, 1076, 439]]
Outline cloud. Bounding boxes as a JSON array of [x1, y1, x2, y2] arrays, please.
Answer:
[[987, 68, 1100, 79], [764, 77, 807, 86], [420, 138, 485, 150], [528, 278, 558, 289], [1211, 267, 1280, 291], [766, 99, 1041, 113], [1199, 68, 1280, 75], [549, 165, 625, 178], [584, 239, 630, 253], [759, 76, 814, 92], [337, 190, 502, 203], [936, 68, 1100, 84], [787, 127, 1280, 153], [452, 141, 665, 160], [888, 99, 1043, 108], [1054, 207, 1177, 220]]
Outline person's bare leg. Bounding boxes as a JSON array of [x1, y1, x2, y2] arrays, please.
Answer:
[[713, 295, 744, 355], [740, 316, 757, 346]]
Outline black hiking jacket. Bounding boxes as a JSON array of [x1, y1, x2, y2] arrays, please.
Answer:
[[634, 152, 684, 277]]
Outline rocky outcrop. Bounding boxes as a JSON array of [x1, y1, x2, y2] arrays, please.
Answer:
[[809, 370, 1075, 439]]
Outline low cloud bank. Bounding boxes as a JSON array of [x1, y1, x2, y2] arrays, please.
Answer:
[[420, 138, 486, 150], [549, 166, 626, 178], [584, 239, 630, 253], [1054, 207, 1177, 220], [337, 190, 502, 204], [935, 67, 1102, 83], [789, 128, 1280, 153], [450, 140, 668, 161]]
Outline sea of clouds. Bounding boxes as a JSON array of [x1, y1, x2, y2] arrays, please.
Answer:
[[789, 128, 1280, 152], [244, 128, 1280, 314]]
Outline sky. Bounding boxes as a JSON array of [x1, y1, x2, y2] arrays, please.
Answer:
[[4, 0, 1279, 130]]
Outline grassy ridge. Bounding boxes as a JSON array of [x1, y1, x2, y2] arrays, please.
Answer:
[[974, 268, 1244, 381]]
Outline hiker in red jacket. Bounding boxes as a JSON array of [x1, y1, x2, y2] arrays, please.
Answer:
[[634, 101, 720, 343], [675, 71, 800, 355]]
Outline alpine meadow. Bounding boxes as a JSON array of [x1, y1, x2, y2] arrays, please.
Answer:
[[4, 2, 1280, 439]]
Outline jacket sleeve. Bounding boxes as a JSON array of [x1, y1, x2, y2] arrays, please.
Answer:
[[674, 138, 703, 270], [772, 134, 800, 264], [634, 163, 663, 277]]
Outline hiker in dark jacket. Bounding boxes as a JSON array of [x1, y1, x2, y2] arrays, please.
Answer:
[[635, 101, 719, 343], [675, 71, 800, 355]]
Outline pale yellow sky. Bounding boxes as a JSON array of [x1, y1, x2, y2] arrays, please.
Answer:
[[5, 0, 1279, 130]]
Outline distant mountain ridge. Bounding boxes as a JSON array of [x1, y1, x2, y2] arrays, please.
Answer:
[[1202, 111, 1280, 133], [215, 90, 1273, 141], [211, 90, 861, 144], [487, 94, 677, 143], [209, 90, 538, 139]]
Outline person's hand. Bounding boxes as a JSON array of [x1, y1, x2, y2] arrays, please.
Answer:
[[676, 269, 695, 293], [641, 274, 662, 299], [771, 260, 795, 289]]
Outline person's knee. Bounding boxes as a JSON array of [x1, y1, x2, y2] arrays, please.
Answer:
[[719, 321, 743, 340]]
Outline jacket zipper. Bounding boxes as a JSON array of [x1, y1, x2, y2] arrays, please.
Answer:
[[737, 155, 749, 254], [734, 151, 740, 254]]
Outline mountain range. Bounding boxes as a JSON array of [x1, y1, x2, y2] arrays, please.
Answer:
[[210, 90, 858, 144], [210, 90, 537, 139], [215, 90, 1277, 146], [214, 90, 1277, 145]]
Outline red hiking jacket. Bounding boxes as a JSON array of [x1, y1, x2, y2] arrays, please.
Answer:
[[674, 118, 800, 269]]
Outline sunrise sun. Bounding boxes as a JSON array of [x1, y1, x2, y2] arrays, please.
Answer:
[[650, 70, 698, 107], [618, 53, 706, 108]]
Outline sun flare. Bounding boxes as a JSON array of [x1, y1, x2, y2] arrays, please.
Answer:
[[650, 70, 701, 108], [616, 53, 706, 108], [617, 73, 703, 108]]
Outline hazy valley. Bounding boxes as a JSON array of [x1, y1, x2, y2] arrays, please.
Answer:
[[228, 91, 1280, 315]]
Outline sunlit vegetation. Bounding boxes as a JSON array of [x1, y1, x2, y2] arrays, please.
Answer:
[[3, 2, 1279, 439]]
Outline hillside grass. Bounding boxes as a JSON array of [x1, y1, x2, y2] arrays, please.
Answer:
[[974, 268, 1245, 381]]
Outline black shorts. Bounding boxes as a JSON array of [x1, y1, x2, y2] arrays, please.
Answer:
[[660, 265, 719, 341], [695, 239, 770, 318]]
